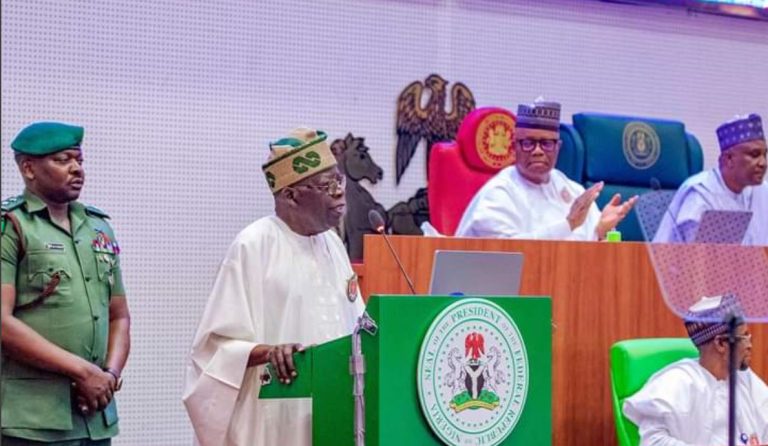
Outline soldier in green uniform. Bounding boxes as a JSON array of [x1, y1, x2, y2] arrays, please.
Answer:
[[1, 122, 131, 446]]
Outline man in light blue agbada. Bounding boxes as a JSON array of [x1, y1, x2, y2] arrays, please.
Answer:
[[655, 113, 768, 245]]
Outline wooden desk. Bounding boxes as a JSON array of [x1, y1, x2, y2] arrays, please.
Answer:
[[358, 235, 768, 446]]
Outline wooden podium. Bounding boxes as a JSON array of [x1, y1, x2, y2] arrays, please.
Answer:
[[356, 235, 768, 446]]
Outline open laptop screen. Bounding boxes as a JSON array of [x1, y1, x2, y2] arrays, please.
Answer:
[[693, 210, 752, 244], [428, 250, 524, 296]]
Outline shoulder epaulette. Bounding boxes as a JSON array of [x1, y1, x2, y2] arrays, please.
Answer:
[[1, 195, 25, 213], [85, 204, 110, 219], [1, 195, 25, 236]]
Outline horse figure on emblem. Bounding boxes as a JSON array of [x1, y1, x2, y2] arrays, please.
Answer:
[[331, 134, 387, 261]]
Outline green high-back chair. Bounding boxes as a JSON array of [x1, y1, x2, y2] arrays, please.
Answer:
[[557, 113, 704, 241], [610, 338, 699, 446]]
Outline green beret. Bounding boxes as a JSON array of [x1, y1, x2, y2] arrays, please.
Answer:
[[11, 122, 84, 156]]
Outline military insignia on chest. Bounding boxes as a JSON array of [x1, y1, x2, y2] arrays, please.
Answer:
[[92, 228, 119, 286], [92, 228, 120, 255]]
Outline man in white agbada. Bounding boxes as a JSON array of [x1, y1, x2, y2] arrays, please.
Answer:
[[623, 295, 768, 446], [455, 99, 638, 240], [183, 128, 365, 446], [654, 113, 768, 245]]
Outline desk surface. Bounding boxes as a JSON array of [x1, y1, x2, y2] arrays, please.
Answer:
[[358, 235, 768, 446]]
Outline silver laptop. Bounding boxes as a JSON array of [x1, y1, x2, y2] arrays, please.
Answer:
[[693, 210, 752, 244], [428, 250, 524, 296]]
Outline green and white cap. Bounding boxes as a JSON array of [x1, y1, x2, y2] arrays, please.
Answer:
[[262, 128, 337, 193]]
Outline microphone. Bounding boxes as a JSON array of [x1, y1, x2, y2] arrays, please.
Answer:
[[368, 210, 416, 294], [650, 177, 661, 192]]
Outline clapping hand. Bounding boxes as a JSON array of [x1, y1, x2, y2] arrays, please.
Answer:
[[567, 182, 604, 230], [597, 193, 639, 239]]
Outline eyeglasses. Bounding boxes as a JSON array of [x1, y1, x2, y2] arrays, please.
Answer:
[[734, 333, 752, 343], [717, 333, 752, 344], [516, 138, 559, 152], [296, 176, 346, 196]]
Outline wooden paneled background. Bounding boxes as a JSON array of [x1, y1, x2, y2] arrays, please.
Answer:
[[354, 236, 768, 446]]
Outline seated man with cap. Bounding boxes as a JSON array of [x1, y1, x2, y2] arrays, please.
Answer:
[[2, 122, 131, 445], [183, 128, 365, 446], [623, 295, 768, 445], [455, 98, 638, 240], [655, 113, 768, 245]]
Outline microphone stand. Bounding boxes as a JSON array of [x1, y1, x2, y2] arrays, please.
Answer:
[[726, 312, 741, 446], [376, 228, 416, 294]]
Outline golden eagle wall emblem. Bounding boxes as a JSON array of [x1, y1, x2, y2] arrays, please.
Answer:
[[395, 74, 476, 184]]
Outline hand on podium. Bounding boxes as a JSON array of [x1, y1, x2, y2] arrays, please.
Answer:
[[249, 343, 304, 384]]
